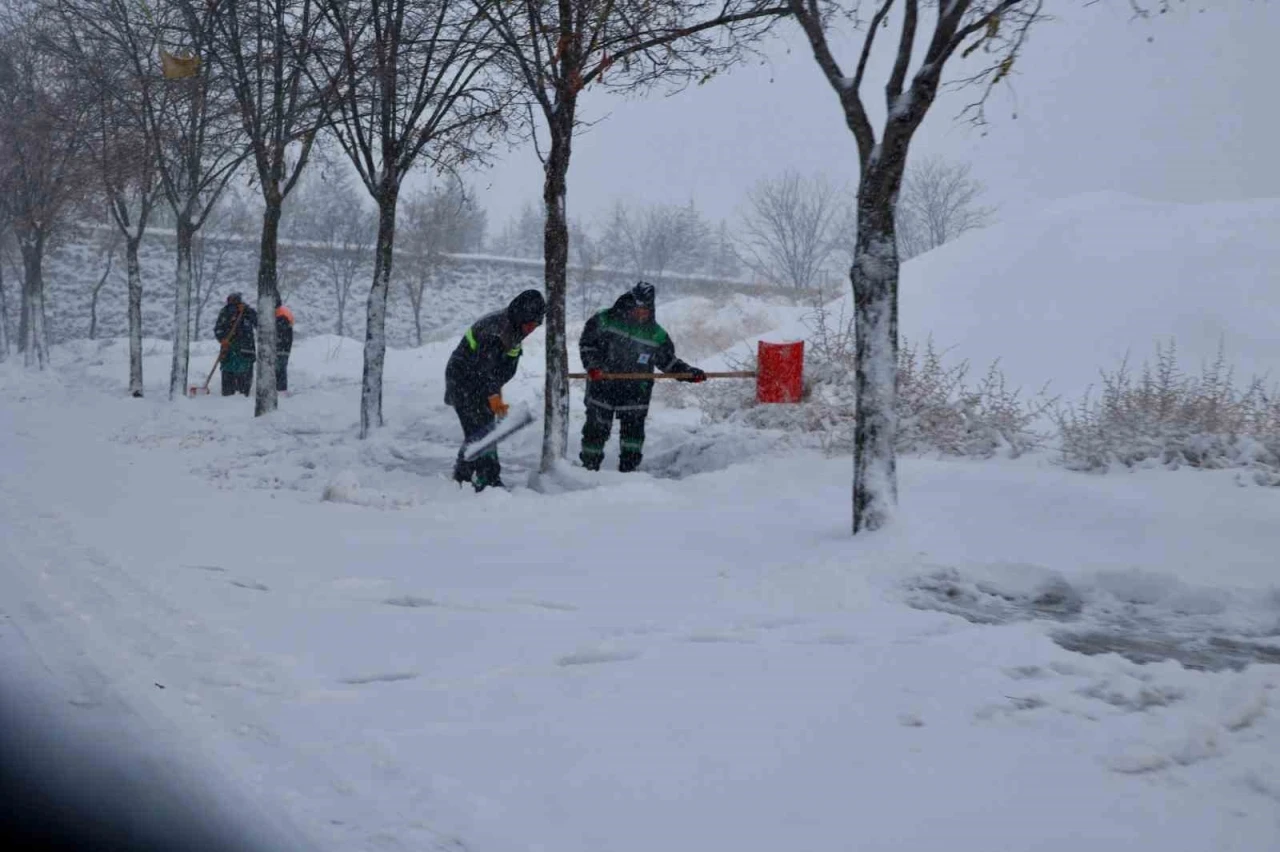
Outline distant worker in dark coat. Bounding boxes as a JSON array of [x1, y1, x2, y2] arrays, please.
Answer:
[[444, 289, 546, 491], [578, 281, 705, 473], [213, 292, 258, 397], [274, 295, 294, 393]]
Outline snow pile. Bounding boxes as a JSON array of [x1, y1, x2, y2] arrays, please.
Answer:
[[900, 192, 1280, 402]]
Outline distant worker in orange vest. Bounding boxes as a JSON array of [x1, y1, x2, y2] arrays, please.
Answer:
[[274, 295, 294, 394]]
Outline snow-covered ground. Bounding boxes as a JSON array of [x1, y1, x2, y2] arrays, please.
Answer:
[[3, 194, 1280, 851]]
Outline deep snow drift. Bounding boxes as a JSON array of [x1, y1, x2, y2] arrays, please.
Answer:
[[1, 193, 1278, 852]]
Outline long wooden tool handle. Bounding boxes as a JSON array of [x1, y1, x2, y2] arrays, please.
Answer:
[[568, 371, 756, 381]]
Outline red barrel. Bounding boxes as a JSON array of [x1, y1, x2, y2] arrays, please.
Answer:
[[756, 340, 804, 404]]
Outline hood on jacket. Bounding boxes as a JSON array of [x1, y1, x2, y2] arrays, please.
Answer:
[[610, 281, 656, 321], [507, 289, 546, 328]]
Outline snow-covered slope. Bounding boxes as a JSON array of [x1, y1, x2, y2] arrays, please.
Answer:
[[902, 192, 1280, 398]]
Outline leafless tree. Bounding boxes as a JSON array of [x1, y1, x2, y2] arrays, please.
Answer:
[[193, 0, 336, 416], [97, 114, 157, 395], [0, 221, 14, 359], [0, 6, 94, 370], [481, 0, 788, 471], [50, 8, 163, 394], [87, 231, 120, 341], [706, 220, 743, 282], [788, 0, 1045, 532], [896, 156, 993, 259], [600, 199, 709, 283], [190, 188, 255, 336], [288, 169, 375, 338], [399, 180, 485, 346], [59, 0, 248, 397], [570, 219, 603, 321], [489, 201, 544, 259], [313, 0, 508, 438], [190, 232, 233, 339], [738, 171, 843, 290]]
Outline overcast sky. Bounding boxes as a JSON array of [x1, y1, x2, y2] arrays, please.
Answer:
[[457, 2, 1280, 234]]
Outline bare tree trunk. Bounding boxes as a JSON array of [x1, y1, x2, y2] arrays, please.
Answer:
[[18, 234, 49, 369], [126, 236, 144, 397], [335, 275, 347, 337], [169, 217, 195, 399], [539, 107, 574, 472], [88, 251, 115, 341], [18, 257, 30, 357], [410, 281, 424, 347], [850, 175, 900, 534], [253, 199, 281, 417], [191, 236, 220, 339], [360, 187, 398, 438], [0, 259, 9, 360]]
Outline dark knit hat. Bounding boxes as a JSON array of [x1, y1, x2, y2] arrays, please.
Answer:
[[631, 281, 655, 308], [507, 289, 546, 325]]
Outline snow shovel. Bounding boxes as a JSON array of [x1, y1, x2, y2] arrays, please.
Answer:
[[568, 340, 805, 404], [189, 304, 246, 397], [188, 344, 227, 396], [462, 402, 536, 462]]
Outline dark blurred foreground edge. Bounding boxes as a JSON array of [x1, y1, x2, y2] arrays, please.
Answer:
[[0, 685, 308, 852]]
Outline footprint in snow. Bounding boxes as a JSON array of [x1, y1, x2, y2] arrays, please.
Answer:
[[190, 565, 227, 573], [384, 595, 437, 608], [685, 631, 757, 644], [510, 597, 580, 612], [230, 580, 269, 592], [557, 649, 641, 666], [750, 616, 812, 631], [801, 633, 862, 646], [339, 672, 419, 685]]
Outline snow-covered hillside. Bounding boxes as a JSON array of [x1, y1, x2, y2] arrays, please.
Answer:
[[2, 194, 1278, 852], [901, 192, 1280, 400]]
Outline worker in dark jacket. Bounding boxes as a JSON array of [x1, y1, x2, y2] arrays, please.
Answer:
[[578, 281, 705, 473], [444, 289, 546, 491], [213, 292, 258, 397], [274, 295, 294, 393]]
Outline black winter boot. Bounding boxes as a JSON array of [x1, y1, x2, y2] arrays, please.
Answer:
[[473, 474, 505, 493], [618, 452, 642, 473]]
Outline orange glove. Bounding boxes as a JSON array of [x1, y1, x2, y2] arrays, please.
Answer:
[[487, 394, 509, 418]]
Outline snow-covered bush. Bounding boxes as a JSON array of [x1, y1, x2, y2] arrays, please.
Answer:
[[1055, 340, 1280, 480], [699, 291, 1053, 458]]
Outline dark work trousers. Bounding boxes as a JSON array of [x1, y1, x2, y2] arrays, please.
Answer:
[[220, 368, 252, 397], [452, 398, 501, 489], [276, 353, 290, 392], [580, 395, 648, 472]]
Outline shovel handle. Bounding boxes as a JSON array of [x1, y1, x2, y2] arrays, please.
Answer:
[[195, 305, 245, 393], [568, 371, 756, 381]]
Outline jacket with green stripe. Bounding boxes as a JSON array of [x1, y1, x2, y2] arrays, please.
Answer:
[[444, 309, 526, 407], [579, 296, 693, 406]]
